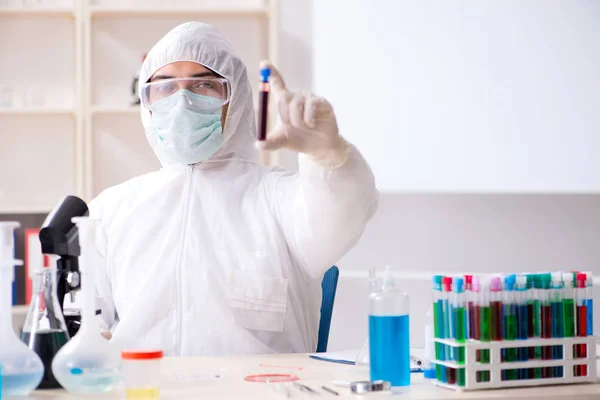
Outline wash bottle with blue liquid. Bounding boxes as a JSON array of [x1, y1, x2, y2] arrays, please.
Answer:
[[369, 266, 410, 386]]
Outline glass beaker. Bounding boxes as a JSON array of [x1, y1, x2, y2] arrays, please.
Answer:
[[21, 266, 70, 389], [0, 221, 44, 397]]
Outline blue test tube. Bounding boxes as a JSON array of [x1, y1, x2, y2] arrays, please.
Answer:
[[550, 272, 564, 378], [585, 272, 593, 336], [515, 274, 529, 379]]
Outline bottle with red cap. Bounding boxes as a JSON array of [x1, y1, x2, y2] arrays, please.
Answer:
[[121, 349, 164, 400]]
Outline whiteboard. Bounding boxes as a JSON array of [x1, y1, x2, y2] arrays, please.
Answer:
[[313, 0, 600, 192]]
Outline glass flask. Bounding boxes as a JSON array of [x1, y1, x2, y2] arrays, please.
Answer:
[[21, 264, 70, 389], [0, 222, 44, 397], [52, 217, 121, 394]]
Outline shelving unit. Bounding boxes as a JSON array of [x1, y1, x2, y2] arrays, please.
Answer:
[[0, 108, 75, 115], [89, 7, 269, 18], [0, 0, 279, 212], [0, 7, 74, 16], [91, 105, 140, 115]]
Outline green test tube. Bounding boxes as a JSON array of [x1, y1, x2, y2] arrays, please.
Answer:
[[432, 275, 445, 382], [452, 278, 467, 386], [478, 276, 491, 383], [563, 273, 575, 338], [532, 274, 543, 379]]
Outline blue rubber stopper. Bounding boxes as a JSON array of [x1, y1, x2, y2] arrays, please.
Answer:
[[260, 67, 271, 83]]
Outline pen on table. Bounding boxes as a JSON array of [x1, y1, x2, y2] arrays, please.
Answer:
[[321, 386, 339, 396]]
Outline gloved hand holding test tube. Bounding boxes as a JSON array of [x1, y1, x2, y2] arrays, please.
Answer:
[[256, 61, 352, 169]]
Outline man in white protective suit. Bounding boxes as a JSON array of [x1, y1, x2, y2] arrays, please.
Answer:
[[90, 21, 379, 356]]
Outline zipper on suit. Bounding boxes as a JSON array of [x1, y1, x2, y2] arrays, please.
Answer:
[[175, 165, 194, 355]]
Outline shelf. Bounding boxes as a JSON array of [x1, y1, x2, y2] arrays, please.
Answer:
[[0, 7, 74, 16], [89, 6, 269, 18], [0, 107, 74, 116], [0, 206, 51, 215], [92, 106, 140, 115]]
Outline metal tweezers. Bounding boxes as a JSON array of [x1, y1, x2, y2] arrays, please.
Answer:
[[293, 382, 321, 396]]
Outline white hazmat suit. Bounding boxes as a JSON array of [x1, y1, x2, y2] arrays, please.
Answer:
[[91, 22, 378, 356]]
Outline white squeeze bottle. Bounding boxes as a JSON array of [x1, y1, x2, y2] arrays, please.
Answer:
[[369, 266, 410, 386]]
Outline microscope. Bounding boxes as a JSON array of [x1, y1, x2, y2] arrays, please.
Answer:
[[38, 195, 90, 338]]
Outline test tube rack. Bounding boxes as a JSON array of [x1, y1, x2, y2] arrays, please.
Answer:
[[432, 336, 598, 391]]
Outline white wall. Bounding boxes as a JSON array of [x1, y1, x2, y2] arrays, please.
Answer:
[[313, 0, 600, 192], [274, 1, 600, 351], [273, 0, 312, 170], [328, 195, 600, 351]]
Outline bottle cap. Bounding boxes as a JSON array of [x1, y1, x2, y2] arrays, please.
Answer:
[[442, 276, 452, 292], [121, 349, 163, 360], [551, 272, 563, 288], [533, 274, 543, 289], [516, 274, 527, 289], [490, 276, 502, 292], [562, 272, 574, 288], [423, 368, 437, 379], [571, 271, 579, 285], [472, 276, 481, 292], [576, 273, 587, 288], [464, 275, 472, 289], [382, 265, 395, 289], [453, 277, 464, 293], [504, 274, 516, 291], [526, 274, 535, 289], [260, 67, 271, 83], [541, 273, 551, 289]]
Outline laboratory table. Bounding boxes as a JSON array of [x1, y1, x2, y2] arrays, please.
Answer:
[[28, 353, 600, 400]]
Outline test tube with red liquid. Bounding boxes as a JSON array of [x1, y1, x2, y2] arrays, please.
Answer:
[[257, 67, 271, 141], [575, 273, 588, 377]]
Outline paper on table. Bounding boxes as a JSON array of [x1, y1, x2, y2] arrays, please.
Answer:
[[169, 370, 226, 382]]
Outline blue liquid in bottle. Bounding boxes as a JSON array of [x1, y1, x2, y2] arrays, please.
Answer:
[[369, 315, 410, 386], [369, 268, 410, 387]]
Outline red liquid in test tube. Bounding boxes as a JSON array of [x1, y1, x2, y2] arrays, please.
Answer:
[[489, 276, 503, 342], [576, 273, 588, 377]]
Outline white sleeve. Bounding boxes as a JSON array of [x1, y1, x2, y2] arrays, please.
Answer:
[[89, 195, 118, 331], [268, 145, 379, 280]]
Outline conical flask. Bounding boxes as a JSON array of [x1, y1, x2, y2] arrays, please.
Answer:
[[21, 263, 70, 389], [0, 222, 44, 397], [52, 217, 121, 394]]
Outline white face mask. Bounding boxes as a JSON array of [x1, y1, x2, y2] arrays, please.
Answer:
[[149, 90, 223, 165]]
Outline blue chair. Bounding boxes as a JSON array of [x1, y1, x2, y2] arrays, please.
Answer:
[[316, 266, 339, 353]]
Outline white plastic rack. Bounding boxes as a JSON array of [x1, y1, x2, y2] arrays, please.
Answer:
[[432, 336, 598, 391]]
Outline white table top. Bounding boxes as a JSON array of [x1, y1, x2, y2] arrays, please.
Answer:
[[28, 353, 600, 400]]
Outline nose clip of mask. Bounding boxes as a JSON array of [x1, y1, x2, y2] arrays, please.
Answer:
[[179, 91, 193, 106]]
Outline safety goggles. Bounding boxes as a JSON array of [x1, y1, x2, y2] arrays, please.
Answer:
[[141, 77, 231, 109]]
